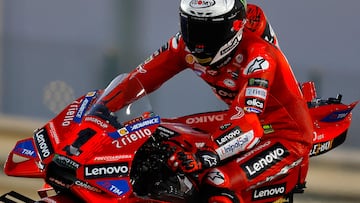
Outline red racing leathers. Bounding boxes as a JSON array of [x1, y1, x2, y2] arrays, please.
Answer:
[[103, 4, 313, 202]]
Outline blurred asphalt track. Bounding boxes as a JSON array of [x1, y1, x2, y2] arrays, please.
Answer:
[[0, 115, 359, 202]]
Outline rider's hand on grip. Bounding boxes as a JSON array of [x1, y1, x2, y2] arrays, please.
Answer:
[[163, 141, 183, 171], [167, 147, 220, 174], [176, 151, 202, 173]]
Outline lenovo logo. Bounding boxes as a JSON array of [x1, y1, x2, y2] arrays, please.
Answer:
[[84, 163, 129, 179], [34, 128, 54, 160], [252, 183, 286, 200], [215, 126, 242, 146], [241, 143, 289, 179]]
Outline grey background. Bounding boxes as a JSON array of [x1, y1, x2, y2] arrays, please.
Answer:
[[1, 0, 359, 148]]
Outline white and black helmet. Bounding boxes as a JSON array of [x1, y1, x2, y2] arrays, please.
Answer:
[[180, 0, 247, 66]]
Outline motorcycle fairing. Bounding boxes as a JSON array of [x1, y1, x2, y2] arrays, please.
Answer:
[[162, 100, 359, 158], [4, 137, 44, 178], [4, 91, 99, 177], [309, 101, 358, 156]]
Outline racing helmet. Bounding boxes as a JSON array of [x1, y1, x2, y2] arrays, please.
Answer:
[[180, 0, 247, 66]]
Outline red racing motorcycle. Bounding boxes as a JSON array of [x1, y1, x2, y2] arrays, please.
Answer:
[[1, 74, 358, 203]]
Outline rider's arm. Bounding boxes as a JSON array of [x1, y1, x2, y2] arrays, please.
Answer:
[[102, 33, 186, 112], [169, 48, 278, 172]]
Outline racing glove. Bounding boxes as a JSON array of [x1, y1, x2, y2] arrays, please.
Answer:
[[168, 149, 220, 173]]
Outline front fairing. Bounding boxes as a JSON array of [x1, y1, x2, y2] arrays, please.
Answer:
[[4, 74, 161, 201]]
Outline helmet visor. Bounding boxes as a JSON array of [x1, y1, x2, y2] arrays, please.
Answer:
[[180, 15, 236, 56]]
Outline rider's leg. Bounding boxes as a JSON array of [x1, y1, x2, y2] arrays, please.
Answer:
[[198, 138, 310, 203]]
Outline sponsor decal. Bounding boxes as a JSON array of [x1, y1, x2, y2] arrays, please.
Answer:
[[219, 123, 232, 131], [111, 128, 152, 148], [211, 86, 238, 100], [223, 79, 236, 88], [195, 142, 206, 148], [136, 65, 147, 73], [85, 116, 109, 128], [245, 98, 264, 111], [75, 98, 90, 121], [216, 131, 254, 160], [245, 87, 267, 100], [252, 183, 286, 200], [231, 71, 239, 80], [74, 92, 96, 123], [248, 78, 269, 88], [235, 54, 244, 64], [189, 0, 215, 8], [249, 158, 303, 190], [215, 126, 242, 146], [185, 54, 196, 64], [230, 106, 245, 120], [198, 152, 218, 168], [215, 56, 232, 69], [14, 139, 37, 158], [321, 109, 351, 122], [143, 55, 155, 65], [94, 155, 132, 162], [262, 124, 274, 134], [207, 69, 219, 76], [53, 154, 80, 170], [211, 30, 243, 65], [312, 132, 325, 142], [244, 107, 262, 114], [97, 179, 130, 197], [236, 140, 272, 163], [75, 180, 102, 193], [49, 122, 60, 144], [116, 127, 130, 136], [309, 140, 333, 156], [243, 57, 270, 75], [128, 116, 160, 131], [86, 91, 96, 97], [33, 128, 54, 160], [48, 177, 71, 189], [155, 43, 169, 57], [196, 56, 212, 64], [241, 143, 289, 179], [84, 163, 129, 179], [62, 100, 81, 126], [186, 113, 226, 124], [109, 116, 160, 140], [155, 125, 179, 138], [206, 168, 226, 186]]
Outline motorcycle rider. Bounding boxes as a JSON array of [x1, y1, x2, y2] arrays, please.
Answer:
[[102, 0, 313, 202]]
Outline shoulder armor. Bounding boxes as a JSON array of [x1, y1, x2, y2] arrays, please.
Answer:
[[245, 4, 279, 47]]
